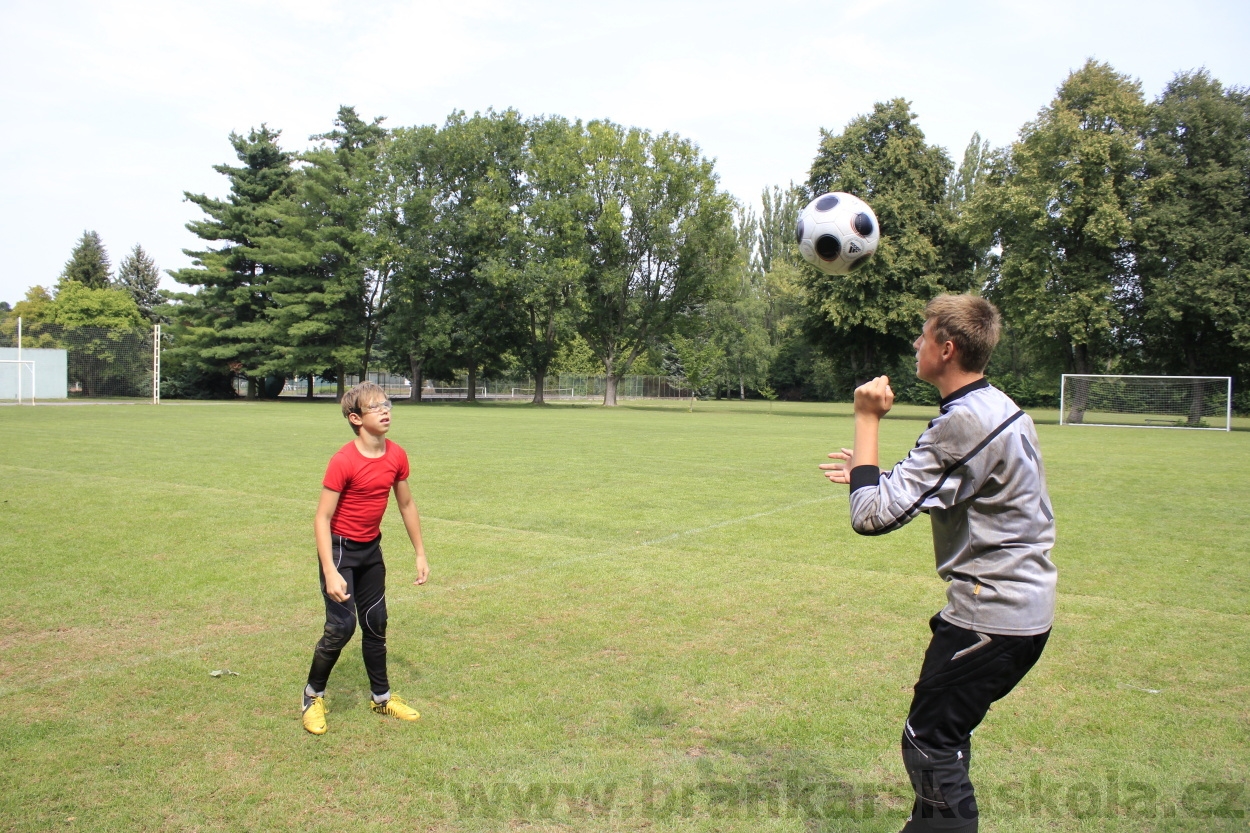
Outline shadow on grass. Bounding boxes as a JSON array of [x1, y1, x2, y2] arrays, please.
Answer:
[[698, 734, 909, 832]]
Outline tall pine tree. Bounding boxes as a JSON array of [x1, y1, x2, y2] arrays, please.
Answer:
[[254, 107, 392, 399], [59, 231, 112, 289], [168, 126, 295, 398], [116, 244, 164, 322]]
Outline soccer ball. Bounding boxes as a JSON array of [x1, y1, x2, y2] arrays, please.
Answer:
[[795, 192, 880, 275]]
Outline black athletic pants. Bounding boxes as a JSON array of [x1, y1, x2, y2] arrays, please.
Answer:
[[306, 534, 390, 697], [899, 614, 1049, 832]]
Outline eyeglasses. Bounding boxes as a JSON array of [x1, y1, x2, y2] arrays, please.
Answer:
[[359, 400, 393, 414]]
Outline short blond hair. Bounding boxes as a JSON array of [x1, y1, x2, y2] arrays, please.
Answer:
[[341, 382, 388, 434], [924, 294, 1001, 373]]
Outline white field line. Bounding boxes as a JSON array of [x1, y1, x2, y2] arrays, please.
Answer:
[[0, 491, 844, 698], [0, 464, 608, 546], [389, 493, 843, 601]]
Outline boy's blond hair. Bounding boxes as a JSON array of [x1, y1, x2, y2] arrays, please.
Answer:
[[341, 382, 388, 434], [924, 294, 1001, 373]]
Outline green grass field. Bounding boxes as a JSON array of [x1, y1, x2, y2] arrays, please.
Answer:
[[1, 399, 1247, 832]]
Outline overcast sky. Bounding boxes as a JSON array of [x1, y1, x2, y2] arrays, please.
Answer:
[[2, 0, 1247, 306]]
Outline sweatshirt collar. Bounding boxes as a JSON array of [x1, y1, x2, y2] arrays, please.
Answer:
[[939, 377, 990, 411]]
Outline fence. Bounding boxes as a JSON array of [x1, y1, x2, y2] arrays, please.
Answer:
[[0, 319, 157, 401], [250, 372, 691, 400]]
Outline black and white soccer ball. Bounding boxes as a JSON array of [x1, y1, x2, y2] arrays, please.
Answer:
[[795, 192, 880, 275]]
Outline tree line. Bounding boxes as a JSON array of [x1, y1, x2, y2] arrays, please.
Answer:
[[3, 232, 164, 334], [793, 61, 1249, 410], [6, 60, 1247, 409]]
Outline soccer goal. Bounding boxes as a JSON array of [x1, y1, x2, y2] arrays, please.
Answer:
[[509, 387, 575, 400], [1059, 375, 1232, 431], [0, 359, 36, 405]]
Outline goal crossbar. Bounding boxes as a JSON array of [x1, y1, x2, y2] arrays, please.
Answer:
[[1059, 374, 1232, 431], [0, 359, 36, 405]]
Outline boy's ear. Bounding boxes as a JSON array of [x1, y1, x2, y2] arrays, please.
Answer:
[[939, 339, 958, 363], [347, 411, 364, 427]]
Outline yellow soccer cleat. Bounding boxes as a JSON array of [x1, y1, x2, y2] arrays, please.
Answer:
[[302, 695, 328, 735], [371, 693, 420, 721]]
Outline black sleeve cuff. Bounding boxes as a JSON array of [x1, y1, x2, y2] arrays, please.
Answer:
[[849, 465, 882, 493]]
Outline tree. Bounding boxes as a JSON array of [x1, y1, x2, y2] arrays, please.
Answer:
[[255, 107, 392, 399], [976, 60, 1148, 420], [415, 110, 529, 402], [751, 185, 810, 398], [60, 231, 112, 289], [506, 115, 590, 404], [169, 125, 295, 398], [1, 286, 56, 346], [669, 330, 723, 411], [577, 120, 738, 406], [116, 244, 164, 322], [947, 132, 993, 211], [756, 184, 805, 276], [49, 281, 146, 329], [804, 99, 974, 391], [1137, 70, 1250, 423], [46, 282, 147, 397], [383, 123, 448, 401], [711, 204, 773, 399]]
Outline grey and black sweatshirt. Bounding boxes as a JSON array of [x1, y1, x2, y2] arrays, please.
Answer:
[[849, 379, 1057, 636]]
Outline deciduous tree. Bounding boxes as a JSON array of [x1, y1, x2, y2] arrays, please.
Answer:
[[577, 121, 737, 406], [507, 115, 590, 404], [804, 99, 973, 389], [409, 110, 528, 401], [978, 60, 1147, 396], [1137, 70, 1250, 421]]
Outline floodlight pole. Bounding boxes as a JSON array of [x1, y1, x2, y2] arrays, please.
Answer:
[[16, 316, 21, 405]]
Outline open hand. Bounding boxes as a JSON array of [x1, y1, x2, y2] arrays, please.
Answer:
[[819, 447, 854, 484]]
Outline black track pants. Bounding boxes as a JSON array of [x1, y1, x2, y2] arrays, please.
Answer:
[[900, 614, 1049, 832], [306, 534, 390, 697]]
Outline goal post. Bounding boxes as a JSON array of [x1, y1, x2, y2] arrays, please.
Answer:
[[153, 323, 161, 404], [1059, 374, 1232, 431], [0, 360, 36, 405], [2, 316, 36, 404]]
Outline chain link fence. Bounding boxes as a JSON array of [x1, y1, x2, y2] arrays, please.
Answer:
[[252, 372, 691, 400]]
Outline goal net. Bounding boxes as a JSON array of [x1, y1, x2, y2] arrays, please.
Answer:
[[1060, 375, 1232, 431], [1, 320, 159, 401]]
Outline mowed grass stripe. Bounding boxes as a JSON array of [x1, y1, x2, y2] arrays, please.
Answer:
[[0, 454, 844, 698], [0, 462, 624, 547]]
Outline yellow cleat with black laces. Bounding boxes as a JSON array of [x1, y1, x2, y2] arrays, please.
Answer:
[[371, 693, 420, 721]]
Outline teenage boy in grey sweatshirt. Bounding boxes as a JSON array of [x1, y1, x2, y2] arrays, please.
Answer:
[[821, 294, 1056, 833]]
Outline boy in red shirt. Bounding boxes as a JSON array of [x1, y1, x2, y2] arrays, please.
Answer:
[[302, 381, 430, 735]]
